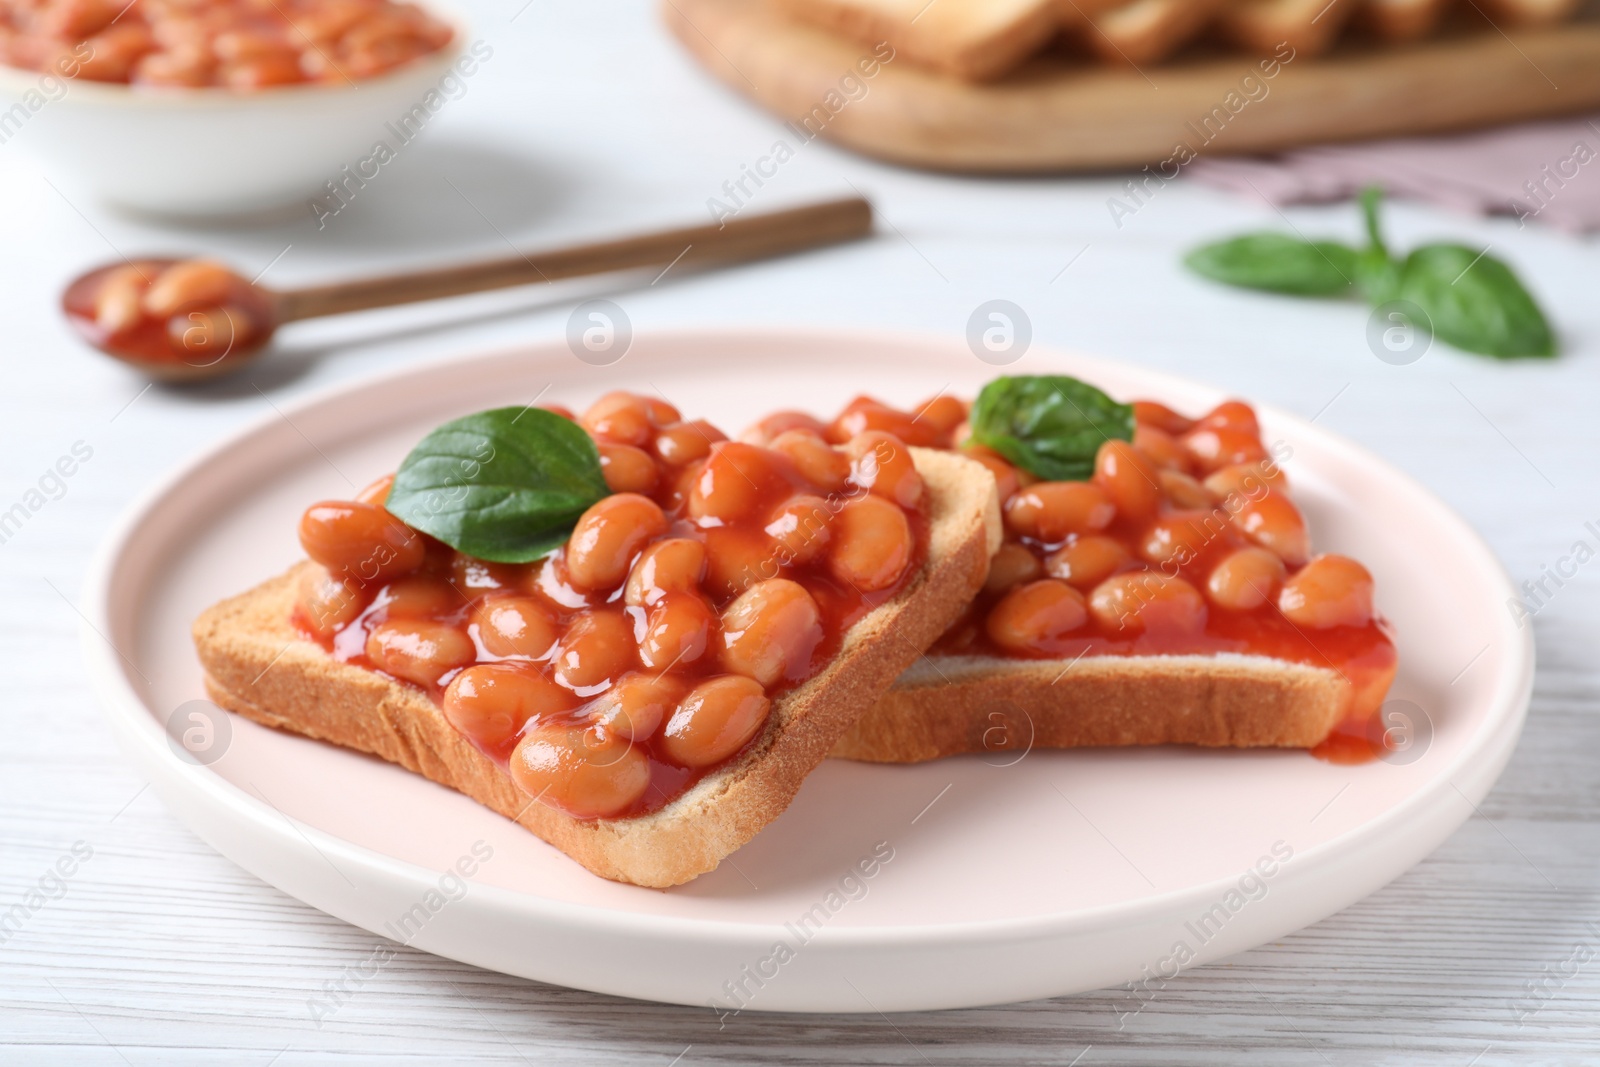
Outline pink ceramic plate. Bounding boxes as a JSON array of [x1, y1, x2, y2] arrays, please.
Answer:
[[83, 329, 1532, 1012]]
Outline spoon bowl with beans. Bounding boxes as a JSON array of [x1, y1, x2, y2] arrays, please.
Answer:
[[61, 197, 875, 384]]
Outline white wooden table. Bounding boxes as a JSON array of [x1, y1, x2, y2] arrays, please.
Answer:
[[3, 1, 1597, 1062]]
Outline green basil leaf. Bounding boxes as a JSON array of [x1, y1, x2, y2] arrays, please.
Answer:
[[1395, 244, 1557, 359], [1354, 246, 1401, 305], [969, 375, 1133, 482], [1359, 185, 1387, 258], [1184, 233, 1359, 296], [386, 407, 610, 563]]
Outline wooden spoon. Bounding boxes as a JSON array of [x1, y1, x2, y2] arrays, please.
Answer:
[[62, 197, 873, 383]]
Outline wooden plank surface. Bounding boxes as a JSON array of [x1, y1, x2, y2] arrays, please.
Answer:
[[664, 0, 1600, 172]]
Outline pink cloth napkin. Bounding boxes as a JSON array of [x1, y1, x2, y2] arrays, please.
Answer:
[[1187, 115, 1600, 233]]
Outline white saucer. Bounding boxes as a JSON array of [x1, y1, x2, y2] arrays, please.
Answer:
[[83, 328, 1532, 1013]]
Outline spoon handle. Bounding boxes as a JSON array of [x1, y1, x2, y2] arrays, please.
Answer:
[[272, 196, 873, 323]]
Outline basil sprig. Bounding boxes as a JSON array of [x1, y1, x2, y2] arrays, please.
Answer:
[[1183, 188, 1556, 359], [969, 375, 1134, 481], [385, 407, 609, 564], [1183, 233, 1359, 296]]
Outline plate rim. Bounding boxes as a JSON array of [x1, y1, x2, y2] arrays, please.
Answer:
[[82, 325, 1536, 954]]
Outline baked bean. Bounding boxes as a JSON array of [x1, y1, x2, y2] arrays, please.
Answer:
[[132, 45, 214, 85], [1159, 469, 1217, 510], [378, 575, 463, 619], [654, 419, 726, 467], [846, 431, 924, 509], [365, 618, 475, 687], [471, 596, 558, 659], [719, 579, 823, 687], [510, 721, 650, 819], [149, 16, 207, 51], [1044, 535, 1130, 589], [664, 459, 706, 514], [1133, 425, 1189, 472], [985, 579, 1088, 654], [441, 663, 573, 755], [37, 0, 121, 39], [688, 443, 785, 523], [581, 392, 653, 446], [1204, 460, 1288, 501], [1132, 400, 1193, 435], [1278, 554, 1374, 628], [828, 396, 941, 447], [448, 554, 523, 595], [565, 493, 668, 591], [639, 592, 715, 670], [1138, 509, 1227, 567], [298, 501, 424, 584], [829, 494, 913, 591], [541, 404, 577, 421], [914, 395, 968, 437], [983, 542, 1043, 595], [701, 525, 780, 598], [168, 305, 248, 356], [639, 396, 681, 426], [77, 23, 152, 81], [1231, 493, 1309, 566], [742, 410, 829, 445], [142, 259, 236, 318], [1197, 400, 1261, 437], [1004, 482, 1114, 543], [1206, 548, 1287, 611], [769, 430, 850, 494], [4, 5, 452, 86], [354, 473, 394, 506], [92, 265, 149, 333], [530, 555, 591, 611], [294, 566, 364, 640], [765, 494, 833, 565], [598, 442, 660, 495], [551, 609, 636, 690], [1088, 573, 1206, 635], [624, 538, 707, 607], [958, 442, 1020, 503], [1181, 426, 1269, 475], [287, 4, 368, 43], [659, 675, 771, 768], [589, 673, 685, 741], [213, 30, 295, 62], [1093, 440, 1161, 524]]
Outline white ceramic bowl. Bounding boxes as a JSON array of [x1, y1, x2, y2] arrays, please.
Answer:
[[0, 22, 466, 219]]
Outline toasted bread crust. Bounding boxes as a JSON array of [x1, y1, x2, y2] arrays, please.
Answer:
[[831, 652, 1350, 763], [773, 0, 1063, 81], [1080, 0, 1221, 66], [1217, 0, 1360, 57], [193, 448, 1001, 887], [1355, 0, 1449, 41]]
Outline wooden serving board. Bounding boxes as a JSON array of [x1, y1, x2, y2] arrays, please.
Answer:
[[663, 0, 1600, 172]]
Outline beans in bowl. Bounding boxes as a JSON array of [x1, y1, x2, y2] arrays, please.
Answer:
[[0, 0, 453, 88]]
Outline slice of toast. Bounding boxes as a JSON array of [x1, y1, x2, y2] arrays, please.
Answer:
[[1218, 0, 1361, 55], [1476, 0, 1581, 25], [1053, 0, 1144, 26], [831, 653, 1350, 762], [1078, 0, 1221, 66], [1356, 0, 1452, 41], [771, 0, 1062, 81], [193, 449, 1002, 888]]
